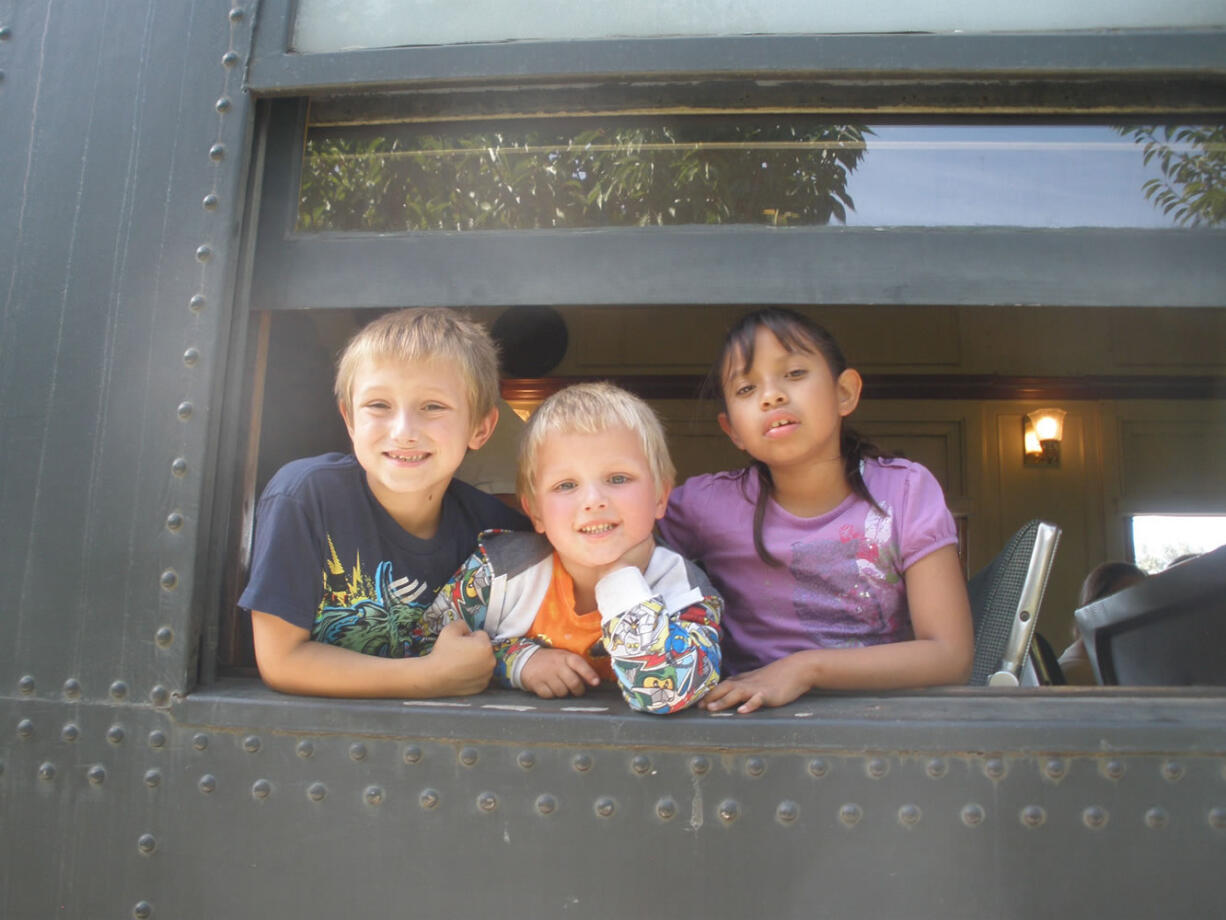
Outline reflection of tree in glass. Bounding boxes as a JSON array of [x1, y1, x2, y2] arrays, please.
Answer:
[[298, 122, 868, 232], [1116, 125, 1226, 228]]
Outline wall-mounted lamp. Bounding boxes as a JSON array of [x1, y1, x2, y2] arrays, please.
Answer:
[[1023, 408, 1066, 466]]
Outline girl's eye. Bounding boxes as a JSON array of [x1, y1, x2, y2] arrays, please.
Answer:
[[734, 383, 755, 398], [785, 368, 807, 379]]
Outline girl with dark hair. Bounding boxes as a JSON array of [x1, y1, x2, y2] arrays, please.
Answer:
[[658, 308, 972, 712]]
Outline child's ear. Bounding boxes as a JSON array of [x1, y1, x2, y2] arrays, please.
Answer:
[[467, 406, 499, 450], [717, 412, 746, 451], [521, 495, 547, 535], [835, 369, 862, 418], [654, 483, 673, 520], [338, 400, 355, 436]]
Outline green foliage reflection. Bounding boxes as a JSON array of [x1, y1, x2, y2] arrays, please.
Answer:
[[1117, 125, 1226, 228], [297, 122, 869, 231]]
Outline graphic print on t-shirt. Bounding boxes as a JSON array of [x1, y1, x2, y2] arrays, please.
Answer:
[[789, 503, 905, 647], [311, 536, 437, 657]]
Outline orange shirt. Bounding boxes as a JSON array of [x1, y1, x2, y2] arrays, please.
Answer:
[[527, 554, 614, 682]]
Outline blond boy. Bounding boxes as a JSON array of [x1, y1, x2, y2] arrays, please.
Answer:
[[426, 382, 722, 714], [240, 308, 528, 697]]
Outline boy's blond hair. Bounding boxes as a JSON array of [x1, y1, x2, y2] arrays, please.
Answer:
[[334, 308, 500, 423], [517, 382, 675, 503]]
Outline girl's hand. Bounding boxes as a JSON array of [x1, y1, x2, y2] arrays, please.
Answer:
[[520, 648, 602, 698], [701, 654, 813, 714]]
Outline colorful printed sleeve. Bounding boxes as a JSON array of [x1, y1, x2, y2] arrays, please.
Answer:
[[491, 637, 547, 689], [418, 549, 494, 655], [595, 557, 722, 715]]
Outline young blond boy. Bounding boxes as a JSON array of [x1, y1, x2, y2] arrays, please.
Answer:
[[426, 383, 721, 714], [240, 308, 528, 698]]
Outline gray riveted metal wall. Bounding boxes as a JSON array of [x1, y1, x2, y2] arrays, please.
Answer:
[[2, 1, 1224, 918]]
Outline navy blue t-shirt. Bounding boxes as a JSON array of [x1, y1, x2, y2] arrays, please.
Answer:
[[238, 453, 528, 657]]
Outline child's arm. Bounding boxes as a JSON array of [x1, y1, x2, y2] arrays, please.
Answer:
[[597, 560, 723, 715], [703, 545, 973, 713], [251, 610, 495, 698], [499, 639, 601, 698]]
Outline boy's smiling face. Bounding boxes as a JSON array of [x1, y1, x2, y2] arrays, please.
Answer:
[[525, 425, 669, 582], [341, 357, 495, 527]]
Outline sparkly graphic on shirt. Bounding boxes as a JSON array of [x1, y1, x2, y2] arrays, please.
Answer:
[[789, 502, 908, 648], [311, 535, 436, 657]]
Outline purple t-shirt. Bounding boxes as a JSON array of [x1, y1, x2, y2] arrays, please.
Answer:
[[658, 458, 957, 676]]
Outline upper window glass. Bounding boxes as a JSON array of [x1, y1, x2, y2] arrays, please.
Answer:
[[297, 118, 1226, 233], [289, 0, 1225, 54]]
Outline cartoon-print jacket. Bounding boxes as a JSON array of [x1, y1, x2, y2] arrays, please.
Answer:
[[425, 531, 722, 714]]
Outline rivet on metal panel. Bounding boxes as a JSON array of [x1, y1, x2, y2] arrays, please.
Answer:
[[38, 762, 56, 782], [110, 680, 129, 700], [1144, 807, 1169, 829], [155, 627, 174, 648], [898, 804, 922, 827], [1102, 759, 1126, 781], [199, 775, 217, 794], [1020, 805, 1046, 828], [573, 753, 594, 773], [1209, 808, 1226, 831], [171, 457, 188, 477], [1162, 761, 1185, 782], [183, 348, 200, 367], [350, 742, 367, 762], [745, 757, 766, 778], [86, 763, 106, 786], [631, 754, 652, 775], [150, 686, 170, 709], [419, 788, 440, 810], [165, 513, 184, 533], [137, 834, 156, 855], [776, 800, 799, 825], [252, 779, 272, 799], [17, 718, 34, 740], [18, 675, 35, 694], [517, 750, 536, 770], [209, 143, 225, 162], [297, 740, 315, 758], [595, 797, 617, 818], [689, 755, 710, 776], [402, 744, 420, 764], [144, 769, 162, 788], [458, 746, 478, 766], [63, 678, 82, 699], [1043, 758, 1067, 781], [243, 735, 262, 754], [221, 51, 239, 68], [148, 730, 166, 749], [365, 786, 385, 806], [188, 294, 206, 313], [229, 7, 245, 23], [655, 797, 677, 821], [202, 194, 219, 211], [838, 803, 862, 828], [307, 782, 327, 802], [133, 901, 152, 919], [925, 758, 947, 779], [193, 733, 209, 751], [866, 757, 888, 779], [807, 758, 828, 778], [961, 803, 985, 827], [536, 794, 558, 816], [159, 570, 178, 591], [215, 96, 232, 114], [984, 758, 1006, 780], [477, 792, 499, 813], [0, 26, 11, 40], [107, 724, 125, 745], [1082, 806, 1108, 829], [195, 245, 212, 262], [61, 723, 79, 743]]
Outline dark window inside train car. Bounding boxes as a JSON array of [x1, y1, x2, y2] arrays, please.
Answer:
[[211, 86, 1226, 687]]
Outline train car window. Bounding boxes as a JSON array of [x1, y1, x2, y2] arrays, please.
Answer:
[[298, 118, 1225, 234], [1131, 515, 1226, 572]]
